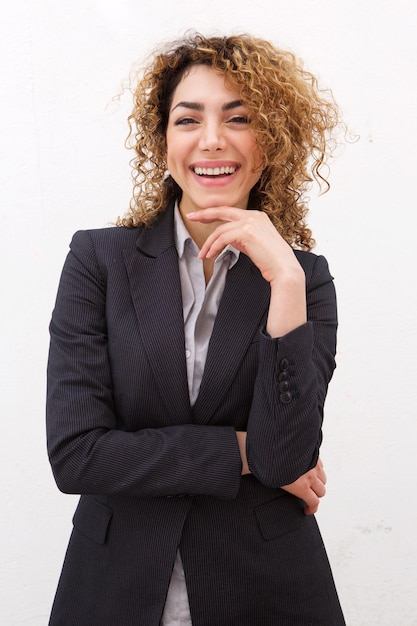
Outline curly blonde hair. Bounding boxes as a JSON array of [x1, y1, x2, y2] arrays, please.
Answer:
[[118, 33, 341, 250]]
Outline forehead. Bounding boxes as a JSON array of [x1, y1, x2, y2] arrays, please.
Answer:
[[171, 65, 241, 104]]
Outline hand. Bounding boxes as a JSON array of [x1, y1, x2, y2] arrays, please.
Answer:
[[187, 206, 306, 337], [281, 458, 327, 515], [187, 206, 298, 284]]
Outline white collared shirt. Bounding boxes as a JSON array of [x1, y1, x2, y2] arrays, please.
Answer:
[[174, 202, 239, 406]]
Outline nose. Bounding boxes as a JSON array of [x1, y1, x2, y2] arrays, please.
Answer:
[[198, 121, 226, 152]]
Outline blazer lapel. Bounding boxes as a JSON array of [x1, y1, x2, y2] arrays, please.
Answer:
[[192, 254, 270, 425], [123, 205, 192, 425]]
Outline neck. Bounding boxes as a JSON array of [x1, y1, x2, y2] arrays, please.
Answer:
[[178, 202, 221, 250]]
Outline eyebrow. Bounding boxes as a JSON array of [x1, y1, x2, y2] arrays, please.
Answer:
[[171, 99, 243, 113]]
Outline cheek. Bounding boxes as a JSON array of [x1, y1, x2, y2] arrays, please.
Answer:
[[165, 135, 184, 166]]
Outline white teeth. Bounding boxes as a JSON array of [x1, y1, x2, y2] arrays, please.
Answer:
[[194, 166, 237, 176]]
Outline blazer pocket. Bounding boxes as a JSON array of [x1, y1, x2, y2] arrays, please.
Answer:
[[72, 496, 113, 545], [254, 493, 305, 541]]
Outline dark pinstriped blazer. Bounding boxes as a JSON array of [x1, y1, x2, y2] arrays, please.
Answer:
[[46, 202, 345, 625]]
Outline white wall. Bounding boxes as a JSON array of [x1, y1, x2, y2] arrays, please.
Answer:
[[1, 1, 416, 624]]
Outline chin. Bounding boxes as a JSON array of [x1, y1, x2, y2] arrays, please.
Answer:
[[196, 196, 245, 210]]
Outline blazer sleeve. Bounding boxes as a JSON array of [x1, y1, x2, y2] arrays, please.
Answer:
[[246, 253, 337, 487], [46, 230, 242, 499]]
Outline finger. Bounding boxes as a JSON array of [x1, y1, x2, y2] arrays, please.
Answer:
[[316, 458, 327, 484], [313, 479, 326, 498], [316, 465, 327, 485], [303, 492, 320, 515], [198, 224, 245, 259], [186, 207, 241, 224]]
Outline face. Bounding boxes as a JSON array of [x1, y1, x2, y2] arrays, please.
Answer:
[[166, 64, 262, 214]]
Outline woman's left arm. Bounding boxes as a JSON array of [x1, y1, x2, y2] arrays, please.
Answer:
[[246, 251, 337, 487], [188, 207, 337, 489]]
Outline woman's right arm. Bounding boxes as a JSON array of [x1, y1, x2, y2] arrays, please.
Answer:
[[46, 230, 242, 500]]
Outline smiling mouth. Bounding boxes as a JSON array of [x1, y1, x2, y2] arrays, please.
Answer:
[[193, 165, 238, 177]]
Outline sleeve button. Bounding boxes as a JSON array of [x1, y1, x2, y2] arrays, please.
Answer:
[[279, 381, 290, 393], [280, 391, 292, 404], [279, 358, 289, 371]]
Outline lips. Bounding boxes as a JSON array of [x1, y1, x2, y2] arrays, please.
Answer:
[[189, 163, 241, 189]]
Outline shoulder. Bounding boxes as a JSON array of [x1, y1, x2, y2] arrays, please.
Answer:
[[294, 249, 334, 288], [69, 203, 175, 259], [69, 226, 143, 261], [70, 225, 142, 249], [64, 226, 144, 284]]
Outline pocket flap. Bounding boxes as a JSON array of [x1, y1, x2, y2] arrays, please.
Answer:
[[254, 493, 305, 541], [72, 496, 113, 545]]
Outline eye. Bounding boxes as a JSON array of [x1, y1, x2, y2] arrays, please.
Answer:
[[227, 115, 250, 124], [174, 117, 199, 126]]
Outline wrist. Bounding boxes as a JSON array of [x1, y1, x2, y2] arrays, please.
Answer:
[[236, 431, 251, 475]]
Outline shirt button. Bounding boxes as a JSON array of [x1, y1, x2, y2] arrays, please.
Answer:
[[185, 350, 191, 358]]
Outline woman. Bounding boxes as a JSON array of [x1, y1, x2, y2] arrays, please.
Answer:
[[47, 33, 346, 625]]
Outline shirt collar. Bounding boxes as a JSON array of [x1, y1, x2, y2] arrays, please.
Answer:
[[173, 202, 239, 267]]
